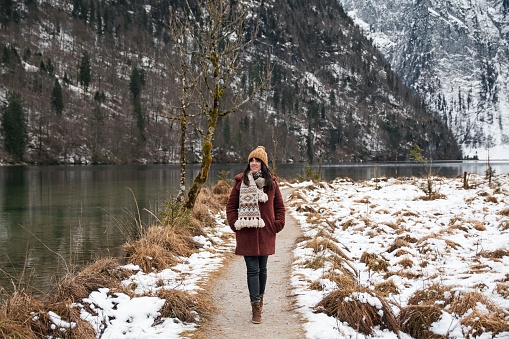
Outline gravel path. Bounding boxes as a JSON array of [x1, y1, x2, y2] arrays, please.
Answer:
[[193, 187, 307, 338]]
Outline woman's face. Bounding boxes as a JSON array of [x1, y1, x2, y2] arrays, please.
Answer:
[[249, 158, 262, 173]]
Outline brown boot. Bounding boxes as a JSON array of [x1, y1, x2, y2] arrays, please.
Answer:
[[259, 294, 264, 313], [251, 300, 262, 324]]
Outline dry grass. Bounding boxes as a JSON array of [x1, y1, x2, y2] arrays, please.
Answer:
[[400, 285, 509, 337], [374, 280, 399, 297], [123, 193, 210, 273], [485, 195, 498, 203], [314, 280, 399, 335], [305, 237, 349, 260], [500, 218, 509, 231], [0, 185, 229, 338], [495, 283, 509, 298], [462, 309, 509, 337], [444, 239, 462, 250], [156, 289, 215, 323], [310, 272, 355, 291], [0, 290, 45, 339], [387, 238, 410, 253], [407, 283, 453, 306], [400, 304, 443, 338], [211, 180, 230, 206], [500, 208, 509, 216], [123, 227, 188, 273], [341, 218, 357, 230], [303, 256, 327, 270], [50, 257, 125, 302], [396, 257, 414, 268], [478, 248, 509, 259], [360, 252, 389, 272], [450, 291, 494, 315], [394, 249, 411, 257], [451, 291, 509, 336], [0, 290, 96, 339]]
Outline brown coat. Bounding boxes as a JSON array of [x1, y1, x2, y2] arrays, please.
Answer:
[[226, 173, 286, 256]]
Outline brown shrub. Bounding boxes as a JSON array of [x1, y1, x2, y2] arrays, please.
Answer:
[[314, 285, 399, 335], [500, 208, 509, 216]]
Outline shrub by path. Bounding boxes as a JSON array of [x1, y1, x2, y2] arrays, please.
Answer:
[[194, 187, 307, 338]]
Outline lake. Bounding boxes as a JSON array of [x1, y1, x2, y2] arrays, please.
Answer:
[[1, 161, 508, 293]]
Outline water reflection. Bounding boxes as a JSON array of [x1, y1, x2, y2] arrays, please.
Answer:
[[0, 161, 507, 293]]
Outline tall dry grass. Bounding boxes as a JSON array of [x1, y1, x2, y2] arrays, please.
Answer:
[[0, 182, 230, 338]]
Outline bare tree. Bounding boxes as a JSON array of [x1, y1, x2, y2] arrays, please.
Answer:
[[169, 0, 270, 209]]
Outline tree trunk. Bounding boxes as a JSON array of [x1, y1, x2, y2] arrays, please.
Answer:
[[184, 113, 218, 209]]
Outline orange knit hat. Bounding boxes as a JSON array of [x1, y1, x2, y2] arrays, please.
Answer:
[[248, 146, 268, 166]]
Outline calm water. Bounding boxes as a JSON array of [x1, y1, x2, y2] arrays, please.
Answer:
[[1, 161, 508, 293]]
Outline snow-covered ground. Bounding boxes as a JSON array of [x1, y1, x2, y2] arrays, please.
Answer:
[[45, 173, 509, 338], [288, 174, 509, 338]]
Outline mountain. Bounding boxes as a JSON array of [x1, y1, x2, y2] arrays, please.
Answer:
[[0, 0, 461, 165], [337, 0, 509, 160]]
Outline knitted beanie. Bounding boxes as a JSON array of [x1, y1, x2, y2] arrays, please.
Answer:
[[248, 146, 268, 166]]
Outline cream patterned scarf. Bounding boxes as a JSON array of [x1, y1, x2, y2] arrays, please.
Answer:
[[234, 171, 268, 230]]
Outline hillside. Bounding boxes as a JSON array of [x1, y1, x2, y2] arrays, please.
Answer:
[[0, 0, 462, 165]]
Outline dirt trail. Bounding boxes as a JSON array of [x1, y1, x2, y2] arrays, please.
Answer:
[[194, 187, 307, 338]]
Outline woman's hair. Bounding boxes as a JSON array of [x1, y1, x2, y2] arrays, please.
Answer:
[[242, 158, 274, 191]]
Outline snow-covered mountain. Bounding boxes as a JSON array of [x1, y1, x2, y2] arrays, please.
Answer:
[[0, 0, 463, 164], [338, 0, 509, 160]]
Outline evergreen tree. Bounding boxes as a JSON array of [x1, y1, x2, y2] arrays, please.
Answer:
[[78, 52, 91, 90], [63, 71, 70, 85], [1, 92, 27, 162], [129, 66, 146, 142], [51, 78, 64, 116]]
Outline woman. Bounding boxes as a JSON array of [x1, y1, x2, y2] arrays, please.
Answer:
[[226, 146, 286, 324]]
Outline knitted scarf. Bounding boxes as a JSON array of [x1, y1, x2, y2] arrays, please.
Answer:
[[234, 171, 268, 230]]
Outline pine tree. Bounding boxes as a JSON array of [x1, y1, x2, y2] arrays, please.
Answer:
[[51, 78, 64, 115], [1, 92, 27, 162], [79, 52, 91, 91], [129, 66, 146, 142]]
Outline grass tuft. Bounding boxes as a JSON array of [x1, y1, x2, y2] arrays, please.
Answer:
[[314, 283, 399, 335], [156, 289, 215, 323]]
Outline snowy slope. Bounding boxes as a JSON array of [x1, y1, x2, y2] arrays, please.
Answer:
[[338, 0, 509, 160]]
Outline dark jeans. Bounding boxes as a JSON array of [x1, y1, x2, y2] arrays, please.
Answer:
[[244, 255, 268, 303]]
